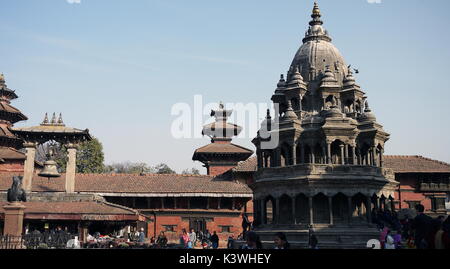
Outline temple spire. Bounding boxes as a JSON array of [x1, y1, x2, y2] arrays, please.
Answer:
[[310, 1, 323, 26]]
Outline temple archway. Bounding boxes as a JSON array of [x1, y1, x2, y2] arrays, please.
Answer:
[[313, 193, 330, 224], [265, 196, 275, 225], [295, 194, 309, 225], [332, 193, 349, 225], [351, 193, 368, 223], [279, 195, 293, 224]]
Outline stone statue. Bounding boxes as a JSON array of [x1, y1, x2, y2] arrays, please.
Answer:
[[7, 176, 27, 203]]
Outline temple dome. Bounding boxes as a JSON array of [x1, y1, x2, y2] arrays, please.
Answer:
[[289, 3, 348, 83]]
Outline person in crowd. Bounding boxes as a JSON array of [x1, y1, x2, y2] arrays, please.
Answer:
[[384, 230, 395, 249], [227, 235, 235, 249], [188, 228, 197, 248], [241, 213, 251, 239], [211, 231, 220, 249], [138, 228, 145, 243], [181, 229, 190, 249], [441, 216, 450, 249], [240, 231, 262, 249], [393, 230, 402, 249], [274, 232, 290, 249], [426, 219, 443, 249], [156, 231, 168, 248], [379, 227, 389, 249], [411, 204, 433, 249]]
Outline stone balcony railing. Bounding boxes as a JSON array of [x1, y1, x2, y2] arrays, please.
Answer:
[[255, 164, 394, 182], [419, 183, 450, 192]]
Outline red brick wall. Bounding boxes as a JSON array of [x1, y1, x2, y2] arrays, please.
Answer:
[[0, 160, 24, 172], [208, 165, 236, 177], [148, 213, 247, 248]]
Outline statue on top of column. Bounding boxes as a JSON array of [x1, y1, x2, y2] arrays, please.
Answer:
[[7, 176, 27, 203]]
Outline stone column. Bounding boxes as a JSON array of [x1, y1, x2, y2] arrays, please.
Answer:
[[22, 142, 37, 193], [371, 147, 376, 167], [231, 198, 236, 211], [257, 149, 263, 169], [328, 196, 334, 226], [275, 148, 282, 167], [366, 196, 372, 224], [326, 142, 332, 164], [292, 144, 297, 165], [351, 146, 357, 165], [206, 198, 210, 210], [344, 144, 349, 164], [3, 202, 26, 236], [340, 144, 345, 165], [65, 143, 78, 193], [292, 196, 297, 225], [379, 149, 384, 168], [309, 196, 314, 226], [275, 197, 280, 224], [174, 198, 177, 209], [300, 144, 305, 164], [260, 200, 266, 225], [310, 146, 315, 164]]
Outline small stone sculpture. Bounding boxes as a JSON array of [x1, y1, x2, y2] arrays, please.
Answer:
[[7, 176, 27, 203]]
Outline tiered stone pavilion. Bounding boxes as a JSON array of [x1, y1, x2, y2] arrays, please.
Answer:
[[251, 2, 399, 248]]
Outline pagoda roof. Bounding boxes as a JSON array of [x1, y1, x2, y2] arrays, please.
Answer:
[[11, 113, 92, 142], [384, 155, 450, 173], [0, 147, 26, 161], [193, 143, 253, 155], [0, 102, 28, 123]]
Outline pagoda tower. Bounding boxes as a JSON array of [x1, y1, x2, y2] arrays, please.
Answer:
[[193, 103, 253, 176], [251, 2, 398, 248], [0, 74, 29, 172]]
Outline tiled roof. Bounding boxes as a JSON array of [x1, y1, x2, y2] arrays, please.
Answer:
[[0, 173, 253, 196], [0, 147, 26, 160], [194, 143, 253, 154], [384, 155, 450, 173], [233, 156, 257, 172], [0, 201, 139, 216]]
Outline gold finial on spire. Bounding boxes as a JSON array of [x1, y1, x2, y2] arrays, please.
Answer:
[[312, 0, 321, 17]]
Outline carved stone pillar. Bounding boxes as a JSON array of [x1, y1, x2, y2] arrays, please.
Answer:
[[380, 149, 384, 168], [292, 144, 297, 165], [328, 196, 334, 226], [260, 200, 266, 225], [340, 144, 345, 165], [22, 142, 37, 193], [309, 196, 314, 226], [366, 196, 372, 224], [371, 147, 376, 167], [300, 144, 305, 164], [344, 144, 349, 164], [310, 146, 315, 164], [326, 142, 332, 164], [275, 197, 280, 224], [65, 143, 78, 193], [351, 146, 357, 165], [292, 196, 297, 225], [257, 149, 263, 169]]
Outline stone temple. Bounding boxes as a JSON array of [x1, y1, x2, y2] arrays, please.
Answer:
[[251, 2, 399, 248]]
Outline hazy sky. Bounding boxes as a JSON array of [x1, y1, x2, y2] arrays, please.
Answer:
[[1, 0, 449, 173]]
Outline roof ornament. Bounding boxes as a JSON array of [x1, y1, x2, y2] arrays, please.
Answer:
[[50, 113, 57, 125], [0, 73, 5, 84], [303, 1, 332, 43], [277, 74, 286, 88], [283, 100, 299, 121], [365, 101, 371, 112], [42, 113, 49, 125], [57, 113, 65, 126]]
